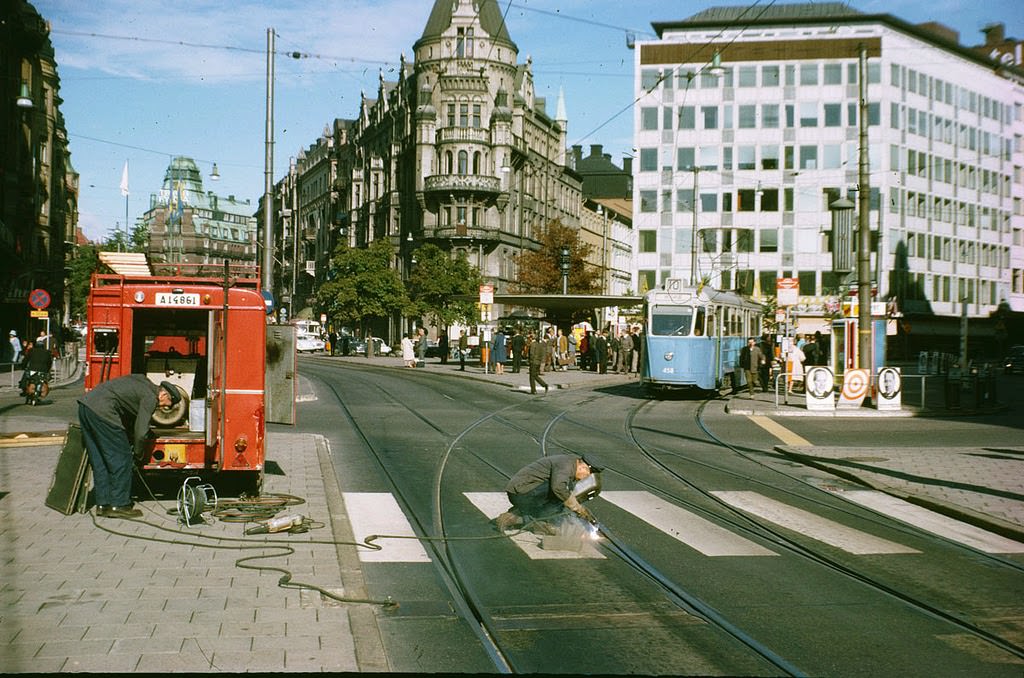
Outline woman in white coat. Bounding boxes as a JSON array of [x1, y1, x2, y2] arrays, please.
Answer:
[[788, 340, 806, 393], [401, 333, 416, 368]]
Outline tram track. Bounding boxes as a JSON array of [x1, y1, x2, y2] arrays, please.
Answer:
[[302, 359, 1024, 674]]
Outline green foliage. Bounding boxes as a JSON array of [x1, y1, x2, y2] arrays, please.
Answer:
[[513, 219, 600, 294], [67, 243, 100, 320], [316, 239, 410, 329], [406, 243, 483, 329]]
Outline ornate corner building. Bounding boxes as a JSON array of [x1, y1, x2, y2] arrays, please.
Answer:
[[263, 0, 585, 335], [0, 0, 78, 338]]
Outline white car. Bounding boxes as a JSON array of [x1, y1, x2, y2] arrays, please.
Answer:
[[295, 332, 325, 353]]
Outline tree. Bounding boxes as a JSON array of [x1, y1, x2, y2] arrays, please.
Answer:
[[315, 239, 410, 333], [406, 243, 483, 329], [513, 219, 601, 294]]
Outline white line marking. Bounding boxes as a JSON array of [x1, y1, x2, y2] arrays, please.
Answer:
[[747, 415, 811, 446], [832, 490, 1024, 554], [342, 492, 431, 562], [711, 490, 920, 555], [602, 491, 776, 556], [464, 492, 605, 560]]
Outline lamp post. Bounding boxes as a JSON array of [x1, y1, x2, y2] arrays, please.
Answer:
[[559, 246, 570, 295], [690, 166, 700, 286]]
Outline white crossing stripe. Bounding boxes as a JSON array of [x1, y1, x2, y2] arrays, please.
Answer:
[[711, 491, 920, 555], [601, 491, 777, 557], [831, 490, 1024, 554], [342, 492, 431, 563], [463, 492, 606, 560]]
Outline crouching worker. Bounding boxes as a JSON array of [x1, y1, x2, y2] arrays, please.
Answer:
[[78, 375, 181, 519], [495, 454, 603, 534]]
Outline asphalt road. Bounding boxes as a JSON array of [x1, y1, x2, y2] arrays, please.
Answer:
[[291, 358, 1024, 676]]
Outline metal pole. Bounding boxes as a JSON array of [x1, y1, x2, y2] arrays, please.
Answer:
[[856, 43, 872, 371], [261, 27, 275, 294], [690, 167, 699, 286]]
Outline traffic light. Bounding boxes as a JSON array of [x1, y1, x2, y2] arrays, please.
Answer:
[[559, 246, 570, 274]]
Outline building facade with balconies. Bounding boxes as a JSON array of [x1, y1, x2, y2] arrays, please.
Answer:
[[633, 3, 1024, 351], [1, 0, 78, 342]]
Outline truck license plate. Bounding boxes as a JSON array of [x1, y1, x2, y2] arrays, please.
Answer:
[[155, 292, 200, 306]]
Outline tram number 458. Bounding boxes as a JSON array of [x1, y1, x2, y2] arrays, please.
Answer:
[[155, 292, 200, 306]]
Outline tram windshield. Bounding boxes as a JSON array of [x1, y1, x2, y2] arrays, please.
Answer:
[[650, 305, 695, 336]]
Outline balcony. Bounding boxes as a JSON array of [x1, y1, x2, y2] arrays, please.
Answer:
[[436, 127, 491, 144], [423, 174, 501, 196]]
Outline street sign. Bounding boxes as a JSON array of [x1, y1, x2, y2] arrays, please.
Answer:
[[479, 284, 494, 305], [30, 310, 49, 318], [29, 288, 51, 310], [776, 278, 798, 306]]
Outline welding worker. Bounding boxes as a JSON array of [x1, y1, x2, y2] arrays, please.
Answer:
[[78, 375, 181, 519], [495, 454, 603, 534]]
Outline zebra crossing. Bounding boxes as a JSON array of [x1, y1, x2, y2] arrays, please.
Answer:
[[341, 489, 1024, 562]]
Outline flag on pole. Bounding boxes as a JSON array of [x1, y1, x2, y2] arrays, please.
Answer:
[[119, 160, 129, 197]]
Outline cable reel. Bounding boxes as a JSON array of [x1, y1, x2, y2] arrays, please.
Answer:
[[177, 476, 218, 527]]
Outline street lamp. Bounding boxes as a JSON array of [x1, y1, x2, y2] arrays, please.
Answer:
[[559, 246, 570, 295], [15, 81, 33, 109]]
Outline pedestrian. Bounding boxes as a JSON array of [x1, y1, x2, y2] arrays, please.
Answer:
[[401, 332, 416, 368], [78, 375, 181, 519], [608, 331, 619, 373], [788, 341, 806, 394], [633, 327, 644, 373], [510, 328, 525, 373], [458, 330, 467, 371], [341, 334, 351, 356], [328, 330, 337, 356], [594, 329, 608, 374], [22, 338, 53, 400], [416, 327, 427, 363], [9, 330, 22, 364], [618, 330, 634, 374], [802, 335, 820, 367], [542, 328, 556, 373], [438, 332, 449, 365], [759, 335, 773, 392], [495, 454, 604, 534], [814, 330, 829, 366], [493, 329, 507, 375], [527, 332, 549, 395], [579, 331, 590, 371], [567, 330, 577, 369], [738, 337, 764, 396]]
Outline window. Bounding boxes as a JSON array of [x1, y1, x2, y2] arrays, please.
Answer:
[[800, 63, 818, 85], [472, 104, 481, 128], [677, 147, 695, 170], [762, 104, 779, 128], [762, 65, 780, 86], [702, 106, 718, 129], [762, 145, 779, 170], [824, 63, 842, 85], [700, 193, 717, 212], [761, 189, 779, 211], [722, 146, 732, 170], [641, 69, 660, 91], [800, 102, 818, 127], [738, 105, 757, 128], [699, 147, 719, 170], [760, 229, 778, 252], [678, 106, 695, 129], [473, 151, 481, 174], [738, 66, 757, 87], [738, 189, 756, 212], [639, 191, 657, 212], [663, 106, 674, 130], [641, 107, 658, 130], [738, 146, 756, 170], [799, 145, 817, 170], [798, 271, 816, 295], [676, 189, 694, 212], [457, 151, 468, 175], [785, 105, 795, 128], [459, 103, 469, 127], [784, 146, 794, 170], [640, 148, 657, 171], [639, 230, 657, 252]]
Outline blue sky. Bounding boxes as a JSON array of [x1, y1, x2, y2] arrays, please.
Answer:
[[32, 0, 1023, 242]]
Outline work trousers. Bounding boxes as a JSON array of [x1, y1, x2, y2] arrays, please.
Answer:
[[507, 484, 563, 522], [78, 403, 134, 506], [528, 363, 548, 394]]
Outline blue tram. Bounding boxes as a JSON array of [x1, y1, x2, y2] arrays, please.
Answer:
[[640, 282, 763, 393]]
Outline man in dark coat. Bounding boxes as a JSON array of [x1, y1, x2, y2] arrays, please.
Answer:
[[438, 332, 449, 365], [78, 375, 179, 518], [527, 333, 549, 395], [510, 328, 526, 373], [594, 330, 609, 374], [739, 337, 765, 396], [495, 454, 603, 533]]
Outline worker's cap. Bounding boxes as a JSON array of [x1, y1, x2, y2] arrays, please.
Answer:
[[159, 381, 181, 405], [580, 454, 605, 473]]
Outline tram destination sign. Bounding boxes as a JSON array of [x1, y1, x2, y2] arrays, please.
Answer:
[[155, 292, 201, 307]]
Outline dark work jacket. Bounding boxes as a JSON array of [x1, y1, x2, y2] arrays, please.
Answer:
[[506, 454, 577, 504], [79, 374, 161, 456]]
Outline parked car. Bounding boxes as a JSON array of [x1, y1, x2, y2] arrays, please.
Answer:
[[296, 332, 325, 353], [1005, 346, 1024, 374], [424, 339, 443, 358], [352, 337, 392, 356]]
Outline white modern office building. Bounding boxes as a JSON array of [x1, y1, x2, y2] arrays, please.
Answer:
[[632, 3, 1023, 350]]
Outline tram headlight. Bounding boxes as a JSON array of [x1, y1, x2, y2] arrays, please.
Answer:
[[663, 352, 674, 361]]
